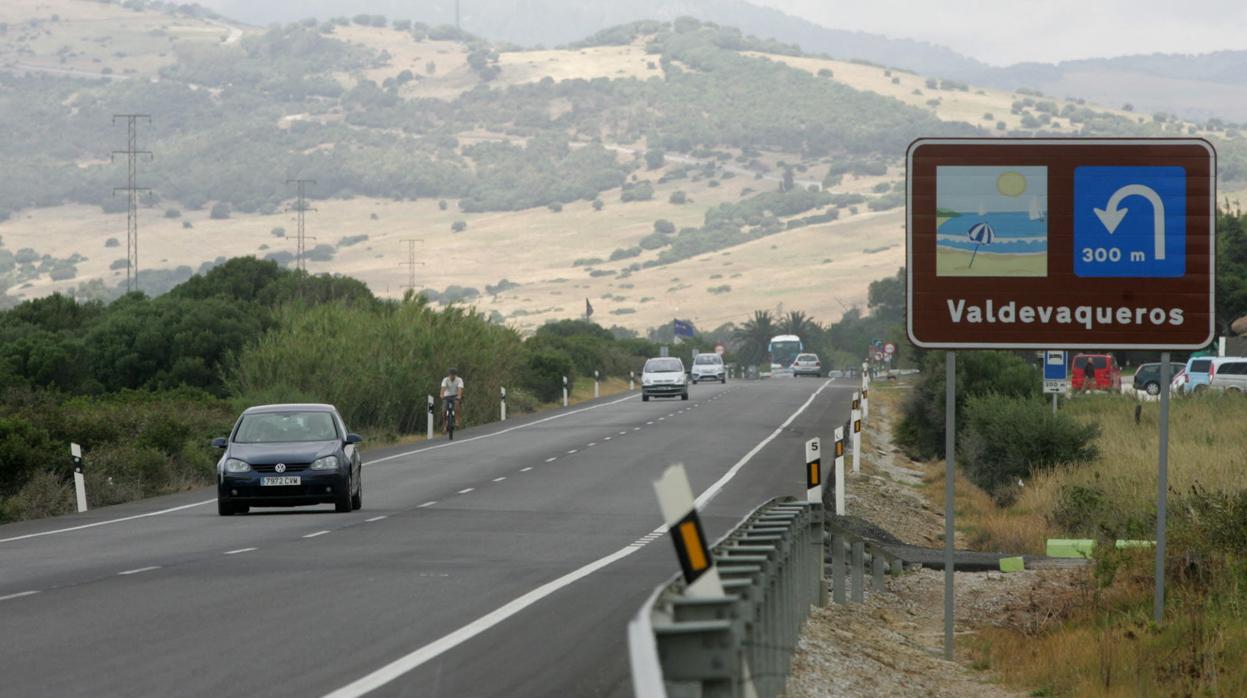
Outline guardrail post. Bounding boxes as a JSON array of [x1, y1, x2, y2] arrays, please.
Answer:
[[851, 541, 865, 603], [871, 547, 886, 592], [831, 532, 846, 604]]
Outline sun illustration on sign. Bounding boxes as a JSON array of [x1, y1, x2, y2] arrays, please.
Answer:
[[996, 171, 1027, 197]]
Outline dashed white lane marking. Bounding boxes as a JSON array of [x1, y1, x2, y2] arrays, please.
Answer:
[[587, 442, 596, 447], [118, 566, 161, 575], [365, 516, 388, 522], [646, 421, 654, 425], [492, 477, 506, 482], [322, 379, 835, 698], [457, 488, 474, 495], [567, 449, 578, 454], [418, 501, 438, 508], [619, 431, 627, 435], [520, 467, 533, 472], [634, 427, 642, 431], [303, 531, 330, 539], [0, 591, 40, 602], [657, 417, 665, 421], [224, 547, 257, 555], [545, 457, 557, 462], [603, 436, 611, 441]]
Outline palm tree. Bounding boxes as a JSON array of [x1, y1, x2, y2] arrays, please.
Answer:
[[778, 310, 819, 339], [733, 310, 775, 366]]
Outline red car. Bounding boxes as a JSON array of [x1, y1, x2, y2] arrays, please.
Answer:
[[1071, 353, 1121, 391]]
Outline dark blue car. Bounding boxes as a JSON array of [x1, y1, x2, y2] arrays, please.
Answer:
[[212, 404, 364, 516]]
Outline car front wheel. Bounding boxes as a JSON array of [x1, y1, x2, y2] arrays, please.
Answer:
[[681, 392, 689, 400], [1145, 382, 1160, 395], [351, 473, 362, 510], [217, 499, 234, 516], [335, 476, 353, 513]]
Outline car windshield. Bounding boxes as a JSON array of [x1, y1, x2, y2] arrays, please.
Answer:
[[645, 358, 684, 373], [234, 412, 339, 443], [694, 355, 720, 365]]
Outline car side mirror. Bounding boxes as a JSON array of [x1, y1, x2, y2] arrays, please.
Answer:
[[345, 433, 364, 445], [211, 437, 228, 449]]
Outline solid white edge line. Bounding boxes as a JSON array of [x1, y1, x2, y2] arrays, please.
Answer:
[[0, 590, 40, 602], [365, 393, 636, 465], [303, 530, 330, 539], [118, 566, 161, 576], [224, 547, 257, 555], [322, 379, 834, 698], [0, 499, 214, 544]]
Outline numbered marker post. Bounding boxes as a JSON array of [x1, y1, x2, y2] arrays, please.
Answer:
[[833, 427, 846, 516], [653, 464, 724, 598], [70, 442, 87, 513], [594, 370, 600, 399], [562, 376, 569, 407], [805, 437, 822, 503], [851, 408, 862, 474], [426, 395, 434, 439], [500, 386, 507, 422]]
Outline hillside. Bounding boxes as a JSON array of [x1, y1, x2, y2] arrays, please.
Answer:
[[1, 4, 1244, 335]]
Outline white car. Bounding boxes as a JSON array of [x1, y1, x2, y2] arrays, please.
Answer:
[[641, 357, 689, 401], [690, 353, 726, 384], [791, 353, 823, 377]]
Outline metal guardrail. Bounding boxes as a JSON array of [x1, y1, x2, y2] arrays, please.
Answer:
[[824, 519, 905, 604], [627, 497, 825, 698]]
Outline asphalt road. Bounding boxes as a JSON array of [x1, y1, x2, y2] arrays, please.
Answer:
[[0, 377, 855, 698]]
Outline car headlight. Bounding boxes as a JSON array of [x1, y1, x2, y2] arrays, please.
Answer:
[[224, 458, 251, 473], [310, 455, 339, 470], [642, 376, 653, 385]]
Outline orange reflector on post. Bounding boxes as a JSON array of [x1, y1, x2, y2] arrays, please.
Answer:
[[669, 510, 712, 584], [852, 398, 860, 409], [854, 419, 861, 434], [835, 440, 845, 457], [807, 459, 821, 489]]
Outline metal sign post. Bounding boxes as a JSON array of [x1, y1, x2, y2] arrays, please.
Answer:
[[944, 352, 955, 660], [1155, 354, 1171, 622]]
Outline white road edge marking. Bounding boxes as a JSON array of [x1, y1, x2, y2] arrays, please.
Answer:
[[365, 516, 388, 523], [0, 499, 213, 544], [224, 547, 257, 555], [118, 566, 161, 576], [303, 530, 330, 539], [323, 379, 834, 698], [0, 590, 40, 602]]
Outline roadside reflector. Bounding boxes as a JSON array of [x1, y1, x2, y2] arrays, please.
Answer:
[[834, 439, 845, 457], [854, 419, 861, 434], [807, 458, 821, 489], [670, 510, 712, 582]]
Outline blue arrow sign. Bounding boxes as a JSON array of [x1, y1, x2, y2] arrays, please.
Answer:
[[1074, 166, 1185, 278]]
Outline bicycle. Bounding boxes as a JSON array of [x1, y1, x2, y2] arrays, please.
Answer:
[[444, 396, 458, 440]]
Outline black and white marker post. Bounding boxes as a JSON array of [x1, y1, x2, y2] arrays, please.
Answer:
[[562, 376, 569, 407], [594, 370, 600, 399], [629, 370, 635, 391], [70, 442, 87, 513], [426, 395, 434, 440], [653, 464, 723, 598], [851, 408, 862, 474], [500, 386, 507, 422], [833, 427, 845, 516], [805, 437, 822, 503]]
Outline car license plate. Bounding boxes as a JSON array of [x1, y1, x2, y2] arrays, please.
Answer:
[[261, 476, 301, 486]]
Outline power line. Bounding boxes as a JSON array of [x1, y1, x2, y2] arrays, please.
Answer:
[[111, 114, 152, 293], [399, 238, 425, 295], [285, 179, 316, 275]]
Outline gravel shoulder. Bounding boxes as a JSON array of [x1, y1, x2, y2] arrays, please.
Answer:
[[785, 381, 1083, 697]]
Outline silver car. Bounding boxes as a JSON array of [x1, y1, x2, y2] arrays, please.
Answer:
[[690, 353, 726, 384], [791, 353, 823, 377], [1208, 357, 1247, 393], [642, 357, 689, 401]]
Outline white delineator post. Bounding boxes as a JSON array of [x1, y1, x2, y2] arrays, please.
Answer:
[[833, 427, 846, 516], [629, 370, 635, 391], [500, 386, 507, 422], [805, 437, 822, 503], [594, 370, 600, 399], [861, 375, 870, 421], [653, 464, 724, 598], [562, 376, 569, 407], [70, 442, 87, 513], [426, 395, 434, 439], [851, 408, 862, 474]]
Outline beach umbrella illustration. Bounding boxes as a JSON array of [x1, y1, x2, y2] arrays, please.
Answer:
[[966, 221, 995, 268]]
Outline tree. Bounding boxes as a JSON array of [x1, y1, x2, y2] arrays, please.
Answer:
[[781, 167, 794, 193], [778, 310, 818, 338], [866, 268, 905, 322], [644, 148, 665, 170], [592, 198, 604, 211], [209, 202, 231, 220], [732, 310, 776, 365], [669, 191, 687, 204], [1215, 210, 1247, 335], [451, 220, 467, 232], [653, 219, 676, 235]]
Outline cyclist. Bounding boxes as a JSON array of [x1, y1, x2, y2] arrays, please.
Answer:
[[440, 368, 465, 432]]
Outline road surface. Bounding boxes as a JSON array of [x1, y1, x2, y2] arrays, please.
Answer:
[[0, 377, 853, 697]]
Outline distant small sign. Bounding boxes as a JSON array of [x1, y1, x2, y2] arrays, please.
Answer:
[[1044, 379, 1069, 394]]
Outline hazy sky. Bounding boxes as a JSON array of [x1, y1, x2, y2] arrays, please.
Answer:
[[759, 0, 1247, 65]]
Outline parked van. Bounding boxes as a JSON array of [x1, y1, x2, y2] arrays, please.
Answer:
[[1208, 357, 1247, 393], [1177, 356, 1215, 394], [1071, 354, 1121, 392]]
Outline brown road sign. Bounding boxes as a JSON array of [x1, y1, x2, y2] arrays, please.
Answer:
[[907, 139, 1215, 349]]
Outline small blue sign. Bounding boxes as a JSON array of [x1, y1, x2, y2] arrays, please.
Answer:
[[1073, 166, 1185, 278], [1043, 350, 1067, 381]]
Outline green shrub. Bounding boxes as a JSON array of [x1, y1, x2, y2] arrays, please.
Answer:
[[960, 393, 1099, 497], [520, 349, 574, 402], [895, 351, 1041, 460]]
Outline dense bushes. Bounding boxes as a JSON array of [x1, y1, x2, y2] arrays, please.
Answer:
[[520, 350, 574, 402], [894, 350, 1041, 459], [960, 393, 1099, 496]]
